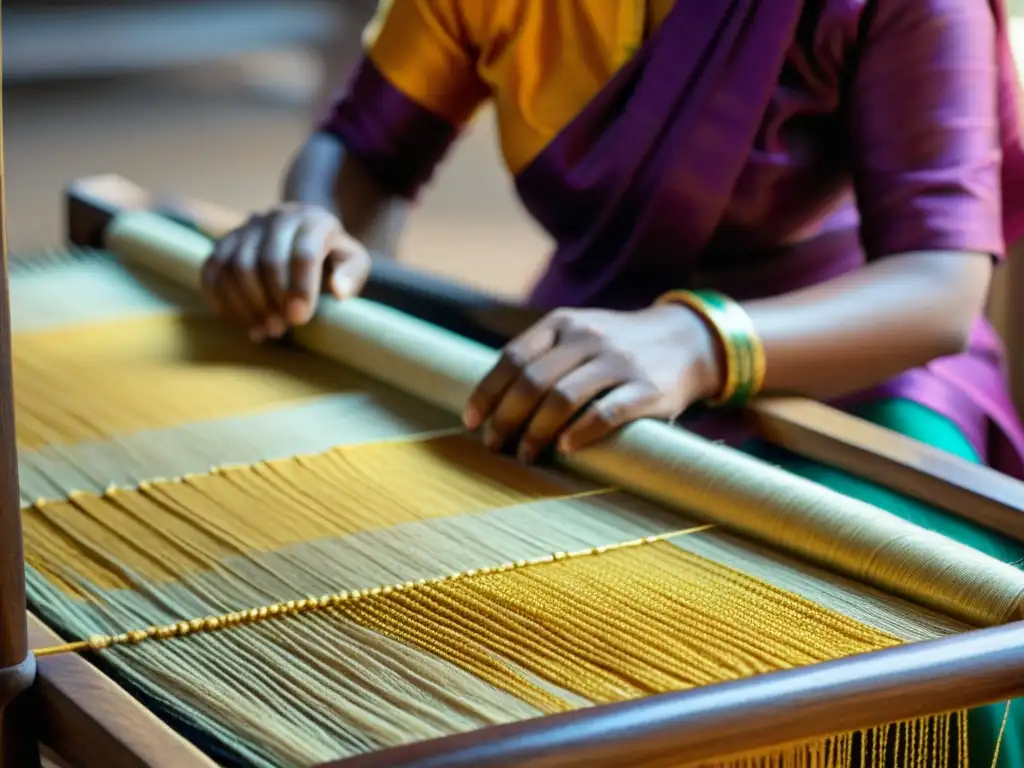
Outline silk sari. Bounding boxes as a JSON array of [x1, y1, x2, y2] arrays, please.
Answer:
[[320, 1, 1024, 762]]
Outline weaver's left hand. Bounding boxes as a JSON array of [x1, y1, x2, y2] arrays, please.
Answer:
[[462, 305, 723, 462]]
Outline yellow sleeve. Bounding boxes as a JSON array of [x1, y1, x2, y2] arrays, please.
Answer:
[[318, 0, 490, 197], [362, 0, 489, 126]]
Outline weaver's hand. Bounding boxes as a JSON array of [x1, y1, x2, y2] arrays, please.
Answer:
[[462, 306, 723, 462], [202, 203, 371, 342]]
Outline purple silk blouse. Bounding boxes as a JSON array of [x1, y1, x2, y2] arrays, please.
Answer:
[[321, 0, 1024, 479]]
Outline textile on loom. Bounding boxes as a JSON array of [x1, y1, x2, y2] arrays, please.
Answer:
[[11, 214, 1024, 766]]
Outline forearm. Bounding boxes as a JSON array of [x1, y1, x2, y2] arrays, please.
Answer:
[[282, 131, 409, 255], [740, 252, 992, 400]]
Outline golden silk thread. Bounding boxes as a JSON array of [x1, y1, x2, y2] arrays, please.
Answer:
[[32, 524, 716, 658], [30, 515, 969, 768]]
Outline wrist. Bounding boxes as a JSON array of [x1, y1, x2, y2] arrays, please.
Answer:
[[651, 289, 766, 408], [689, 309, 728, 402], [646, 303, 726, 402]]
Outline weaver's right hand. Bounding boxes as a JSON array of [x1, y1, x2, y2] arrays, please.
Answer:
[[202, 203, 371, 342]]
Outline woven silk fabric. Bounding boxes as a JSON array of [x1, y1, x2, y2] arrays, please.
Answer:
[[11, 251, 975, 766], [13, 312, 351, 449], [21, 438, 966, 766], [22, 439, 958, 766], [23, 434, 572, 595]]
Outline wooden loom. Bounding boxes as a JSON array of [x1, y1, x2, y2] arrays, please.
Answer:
[[0, 173, 1017, 767], [3, 123, 1024, 768]]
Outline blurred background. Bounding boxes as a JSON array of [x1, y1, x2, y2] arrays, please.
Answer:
[[3, 0, 1024, 327], [2, 0, 550, 298]]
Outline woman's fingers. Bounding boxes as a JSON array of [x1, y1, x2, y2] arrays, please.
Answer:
[[469, 343, 663, 460], [205, 225, 261, 331], [481, 342, 601, 453], [286, 214, 339, 324], [558, 381, 662, 452], [517, 357, 629, 462], [201, 204, 371, 338], [324, 231, 372, 300], [257, 213, 303, 337], [463, 321, 560, 430], [231, 226, 273, 339], [201, 230, 237, 315]]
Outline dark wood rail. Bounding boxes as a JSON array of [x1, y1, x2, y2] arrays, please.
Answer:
[[323, 622, 1024, 768], [0, 20, 39, 765]]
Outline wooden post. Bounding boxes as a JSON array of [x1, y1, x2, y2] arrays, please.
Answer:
[[0, 1, 40, 764]]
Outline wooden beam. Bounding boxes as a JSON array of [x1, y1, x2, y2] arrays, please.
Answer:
[[0, 3, 40, 762], [323, 622, 1024, 768], [747, 398, 1024, 542]]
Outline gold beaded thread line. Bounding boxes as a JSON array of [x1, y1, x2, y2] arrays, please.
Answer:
[[32, 524, 716, 658]]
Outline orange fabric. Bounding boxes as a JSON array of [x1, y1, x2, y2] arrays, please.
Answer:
[[364, 0, 676, 174]]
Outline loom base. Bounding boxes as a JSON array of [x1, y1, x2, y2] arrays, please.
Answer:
[[0, 652, 39, 768], [26, 614, 215, 768]]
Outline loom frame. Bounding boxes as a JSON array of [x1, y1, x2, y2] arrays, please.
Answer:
[[0, 6, 38, 764], [1, 175, 1023, 765]]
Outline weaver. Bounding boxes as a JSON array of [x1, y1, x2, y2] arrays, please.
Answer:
[[5, 203, 1024, 768]]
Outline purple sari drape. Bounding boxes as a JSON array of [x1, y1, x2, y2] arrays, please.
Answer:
[[516, 1, 806, 310], [513, 0, 1024, 478]]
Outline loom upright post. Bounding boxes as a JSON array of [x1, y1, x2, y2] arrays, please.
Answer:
[[0, 4, 40, 766]]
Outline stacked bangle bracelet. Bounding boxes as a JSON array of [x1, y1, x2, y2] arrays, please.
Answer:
[[654, 289, 766, 409]]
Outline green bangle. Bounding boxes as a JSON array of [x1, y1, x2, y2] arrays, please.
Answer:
[[653, 289, 766, 409]]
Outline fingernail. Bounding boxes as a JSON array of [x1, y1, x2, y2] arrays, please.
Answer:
[[462, 408, 480, 430], [285, 297, 308, 324], [483, 425, 499, 451], [265, 315, 286, 339], [248, 326, 266, 344], [557, 436, 574, 454], [518, 445, 535, 464], [331, 274, 354, 299]]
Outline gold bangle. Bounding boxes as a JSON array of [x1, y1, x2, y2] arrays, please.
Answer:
[[654, 289, 766, 408]]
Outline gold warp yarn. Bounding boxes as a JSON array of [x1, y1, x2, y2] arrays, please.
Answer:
[[32, 525, 717, 657], [681, 715, 969, 768], [19, 428, 969, 765], [342, 542, 902, 711], [385, 475, 980, 766], [23, 433, 579, 595], [31, 525, 969, 767], [12, 312, 351, 449], [27, 497, 969, 766]]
